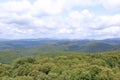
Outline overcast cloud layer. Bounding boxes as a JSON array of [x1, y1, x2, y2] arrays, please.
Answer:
[[0, 0, 120, 39]]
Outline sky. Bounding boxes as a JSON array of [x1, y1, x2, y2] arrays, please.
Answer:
[[0, 0, 120, 40]]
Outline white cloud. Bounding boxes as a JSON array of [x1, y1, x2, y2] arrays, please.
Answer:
[[0, 0, 120, 39], [33, 0, 67, 15], [101, 0, 120, 11], [0, 0, 32, 13]]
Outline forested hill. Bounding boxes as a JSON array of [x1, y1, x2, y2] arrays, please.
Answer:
[[0, 50, 120, 80], [0, 38, 120, 54]]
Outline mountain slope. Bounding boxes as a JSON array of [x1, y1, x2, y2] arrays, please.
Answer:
[[0, 51, 22, 64], [77, 41, 118, 53], [0, 38, 120, 54]]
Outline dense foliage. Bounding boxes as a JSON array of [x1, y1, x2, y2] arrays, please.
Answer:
[[0, 50, 120, 80], [0, 51, 22, 64]]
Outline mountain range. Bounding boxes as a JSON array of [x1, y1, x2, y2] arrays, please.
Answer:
[[0, 38, 120, 55]]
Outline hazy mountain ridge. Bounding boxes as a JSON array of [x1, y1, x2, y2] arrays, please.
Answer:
[[0, 38, 120, 54]]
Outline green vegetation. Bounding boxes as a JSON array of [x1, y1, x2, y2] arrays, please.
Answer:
[[3, 41, 118, 56], [1, 39, 120, 54], [0, 50, 120, 80], [0, 51, 22, 64]]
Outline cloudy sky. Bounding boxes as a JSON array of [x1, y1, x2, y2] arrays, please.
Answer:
[[0, 0, 120, 39]]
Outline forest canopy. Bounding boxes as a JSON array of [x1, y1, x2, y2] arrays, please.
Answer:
[[0, 50, 120, 80]]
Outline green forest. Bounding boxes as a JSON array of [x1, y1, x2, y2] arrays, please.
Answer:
[[0, 50, 120, 80], [0, 0, 120, 79]]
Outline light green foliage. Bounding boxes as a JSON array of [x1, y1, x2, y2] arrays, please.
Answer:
[[0, 50, 120, 80]]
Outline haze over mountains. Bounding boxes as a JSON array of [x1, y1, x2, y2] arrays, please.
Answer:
[[0, 38, 120, 54]]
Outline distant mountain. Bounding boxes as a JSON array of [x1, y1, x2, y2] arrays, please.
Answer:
[[102, 38, 120, 44], [68, 41, 118, 53], [0, 39, 11, 42], [0, 39, 59, 50], [0, 38, 120, 54]]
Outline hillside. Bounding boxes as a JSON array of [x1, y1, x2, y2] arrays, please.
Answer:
[[0, 51, 22, 64], [0, 50, 120, 80], [68, 41, 118, 53], [0, 39, 119, 55], [0, 38, 120, 57]]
